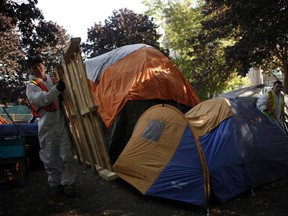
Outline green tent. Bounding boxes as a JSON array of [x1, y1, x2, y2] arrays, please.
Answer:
[[0, 105, 32, 123]]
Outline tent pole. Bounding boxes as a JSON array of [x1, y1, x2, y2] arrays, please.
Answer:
[[2, 107, 23, 136]]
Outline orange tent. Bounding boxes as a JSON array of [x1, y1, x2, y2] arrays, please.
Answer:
[[85, 44, 200, 163], [86, 44, 200, 129]]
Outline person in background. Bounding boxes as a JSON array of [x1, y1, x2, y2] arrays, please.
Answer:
[[25, 56, 77, 196], [257, 80, 286, 131]]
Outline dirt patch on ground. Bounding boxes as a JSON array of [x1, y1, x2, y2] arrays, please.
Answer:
[[1, 163, 288, 216]]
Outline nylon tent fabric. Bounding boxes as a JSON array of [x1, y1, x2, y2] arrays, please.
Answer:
[[104, 99, 194, 164], [217, 84, 266, 104], [184, 98, 248, 202], [227, 99, 288, 187], [185, 98, 232, 137], [113, 104, 209, 206], [113, 98, 288, 206], [87, 45, 200, 129], [188, 98, 288, 202], [85, 44, 150, 82], [201, 98, 288, 203]]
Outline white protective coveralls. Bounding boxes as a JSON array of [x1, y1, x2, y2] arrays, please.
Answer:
[[26, 74, 77, 188]]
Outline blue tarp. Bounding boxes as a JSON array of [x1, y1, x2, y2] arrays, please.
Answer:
[[0, 123, 38, 137]]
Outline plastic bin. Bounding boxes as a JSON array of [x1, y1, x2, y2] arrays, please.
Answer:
[[0, 138, 26, 159], [0, 137, 26, 185]]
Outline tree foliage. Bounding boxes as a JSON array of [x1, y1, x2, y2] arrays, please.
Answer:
[[199, 0, 288, 91], [223, 73, 251, 93], [82, 8, 163, 58], [144, 0, 243, 99], [26, 20, 70, 72], [143, 0, 203, 81], [0, 0, 69, 104], [144, 0, 203, 53], [189, 39, 233, 99], [0, 0, 43, 34]]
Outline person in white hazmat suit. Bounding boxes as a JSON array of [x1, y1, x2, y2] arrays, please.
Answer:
[[25, 56, 77, 196], [257, 80, 287, 133]]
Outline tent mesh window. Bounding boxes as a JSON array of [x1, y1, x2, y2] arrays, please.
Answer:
[[142, 120, 165, 142]]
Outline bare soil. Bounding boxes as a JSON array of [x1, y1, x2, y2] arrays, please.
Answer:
[[1, 162, 288, 216]]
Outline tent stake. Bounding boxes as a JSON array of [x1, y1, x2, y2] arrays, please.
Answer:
[[251, 188, 256, 196], [206, 207, 210, 216]]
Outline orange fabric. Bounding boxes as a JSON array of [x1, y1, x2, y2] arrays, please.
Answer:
[[185, 98, 233, 137], [112, 104, 210, 202], [112, 105, 188, 193], [0, 116, 8, 124], [89, 47, 200, 129], [29, 78, 57, 117]]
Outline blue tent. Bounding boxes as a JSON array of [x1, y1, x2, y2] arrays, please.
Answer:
[[113, 98, 288, 206]]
